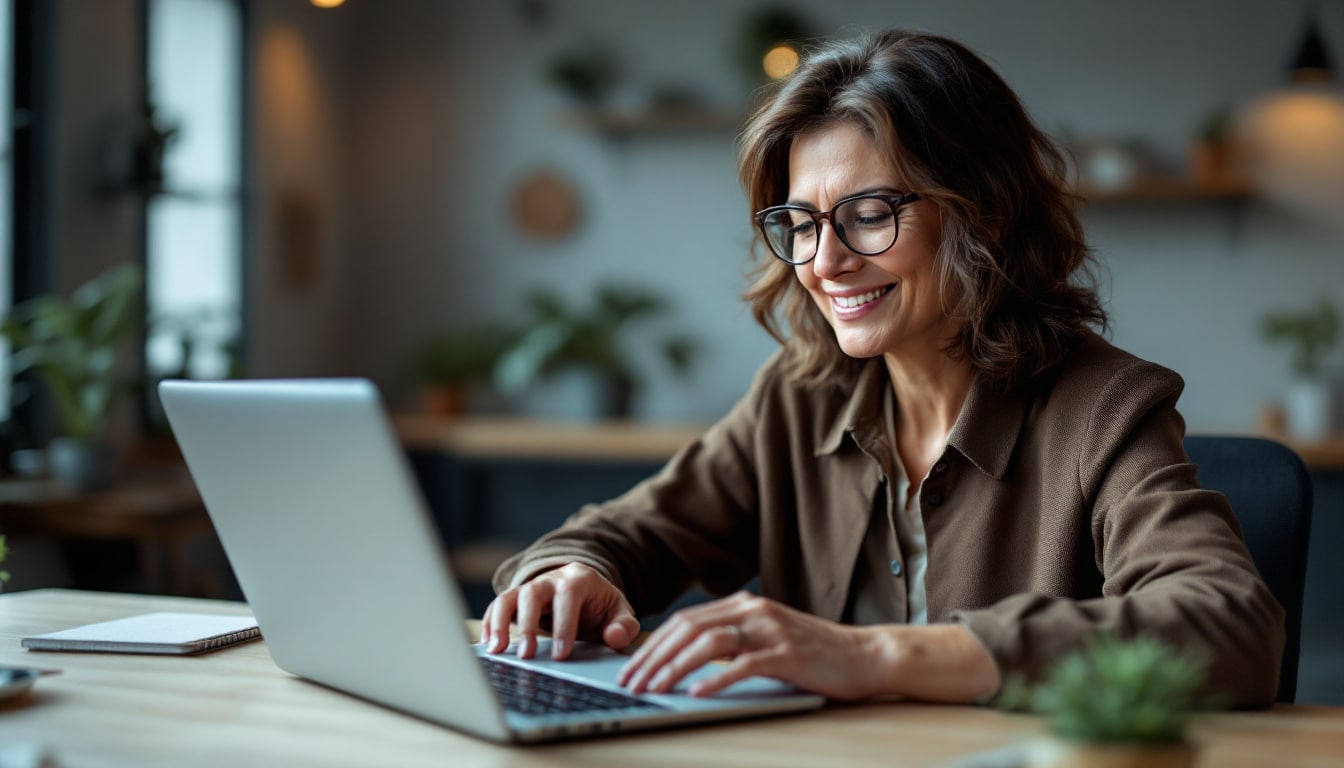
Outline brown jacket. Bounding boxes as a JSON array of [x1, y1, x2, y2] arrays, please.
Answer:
[[495, 333, 1284, 707]]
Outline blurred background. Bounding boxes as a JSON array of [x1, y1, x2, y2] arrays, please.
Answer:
[[0, 0, 1341, 703]]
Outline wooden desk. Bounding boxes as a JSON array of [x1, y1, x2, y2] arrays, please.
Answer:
[[1, 590, 1341, 766], [0, 470, 214, 595]]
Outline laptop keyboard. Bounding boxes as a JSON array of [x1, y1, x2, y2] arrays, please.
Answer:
[[480, 657, 668, 716]]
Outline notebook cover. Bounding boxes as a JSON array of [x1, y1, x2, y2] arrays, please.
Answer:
[[21, 612, 260, 655]]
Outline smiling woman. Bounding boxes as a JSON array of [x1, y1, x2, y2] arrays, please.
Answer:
[[483, 29, 1284, 710]]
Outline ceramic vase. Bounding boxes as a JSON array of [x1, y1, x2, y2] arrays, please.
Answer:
[[1284, 379, 1333, 440], [47, 437, 116, 493]]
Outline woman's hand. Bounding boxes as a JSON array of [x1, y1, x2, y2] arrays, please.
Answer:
[[617, 591, 1001, 702], [481, 562, 640, 661], [618, 591, 881, 700]]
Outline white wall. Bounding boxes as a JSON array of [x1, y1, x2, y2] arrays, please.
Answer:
[[248, 0, 1344, 431]]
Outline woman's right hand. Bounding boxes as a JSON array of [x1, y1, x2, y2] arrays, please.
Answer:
[[481, 562, 640, 661]]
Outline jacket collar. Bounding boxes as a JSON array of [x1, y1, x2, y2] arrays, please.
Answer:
[[816, 357, 1031, 481]]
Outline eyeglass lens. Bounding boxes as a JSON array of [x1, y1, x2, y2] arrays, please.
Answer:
[[759, 196, 900, 264]]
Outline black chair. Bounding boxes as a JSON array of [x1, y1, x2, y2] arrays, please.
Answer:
[[1184, 435, 1313, 703]]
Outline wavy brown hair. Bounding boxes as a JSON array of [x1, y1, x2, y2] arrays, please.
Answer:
[[740, 29, 1107, 391]]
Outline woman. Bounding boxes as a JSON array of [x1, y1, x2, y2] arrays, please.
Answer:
[[482, 29, 1283, 707]]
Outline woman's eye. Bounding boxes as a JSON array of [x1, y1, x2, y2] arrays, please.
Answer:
[[853, 210, 893, 228], [789, 220, 817, 237]]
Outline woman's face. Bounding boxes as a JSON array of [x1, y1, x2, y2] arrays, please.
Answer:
[[787, 122, 954, 362]]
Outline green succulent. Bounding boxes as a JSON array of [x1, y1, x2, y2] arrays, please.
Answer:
[[1003, 635, 1208, 746]]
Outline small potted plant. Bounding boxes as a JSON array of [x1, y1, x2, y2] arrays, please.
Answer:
[[409, 324, 519, 417], [1018, 635, 1208, 768], [1191, 105, 1235, 186], [1, 264, 146, 491], [545, 40, 622, 106], [493, 284, 696, 420], [1261, 297, 1339, 439]]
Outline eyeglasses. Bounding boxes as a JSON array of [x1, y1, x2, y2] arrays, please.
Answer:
[[753, 192, 921, 266]]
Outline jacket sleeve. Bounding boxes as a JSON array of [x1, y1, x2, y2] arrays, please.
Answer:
[[953, 361, 1285, 708], [491, 360, 776, 615]]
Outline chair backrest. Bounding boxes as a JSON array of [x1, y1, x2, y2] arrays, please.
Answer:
[[1183, 435, 1313, 703]]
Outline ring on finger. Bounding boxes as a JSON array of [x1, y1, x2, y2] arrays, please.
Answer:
[[727, 624, 745, 651]]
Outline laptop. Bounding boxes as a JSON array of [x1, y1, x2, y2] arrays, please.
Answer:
[[158, 378, 824, 743]]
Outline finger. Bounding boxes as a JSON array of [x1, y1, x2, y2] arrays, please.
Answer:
[[624, 613, 727, 692], [647, 625, 741, 694], [620, 605, 721, 686], [622, 594, 749, 685], [549, 580, 581, 660], [688, 651, 773, 698], [514, 580, 554, 659], [479, 602, 494, 646], [485, 591, 519, 654], [602, 609, 640, 651]]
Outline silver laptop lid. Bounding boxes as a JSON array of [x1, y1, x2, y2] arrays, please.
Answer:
[[159, 378, 510, 741], [161, 378, 824, 743]]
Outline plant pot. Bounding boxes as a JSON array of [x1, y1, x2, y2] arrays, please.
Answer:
[[47, 438, 117, 493], [422, 385, 467, 418], [1028, 738, 1196, 768], [1284, 379, 1334, 440]]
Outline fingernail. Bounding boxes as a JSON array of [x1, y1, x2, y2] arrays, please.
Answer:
[[552, 639, 567, 659]]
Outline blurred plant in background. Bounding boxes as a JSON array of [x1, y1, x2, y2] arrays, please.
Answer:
[[494, 284, 697, 420]]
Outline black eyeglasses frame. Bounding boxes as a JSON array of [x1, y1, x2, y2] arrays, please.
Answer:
[[752, 192, 922, 266]]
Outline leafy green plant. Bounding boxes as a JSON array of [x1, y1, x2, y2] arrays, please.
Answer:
[[1196, 105, 1233, 145], [410, 324, 520, 389], [1022, 635, 1208, 745], [0, 534, 10, 584], [494, 284, 696, 418], [1262, 298, 1339, 379], [545, 40, 622, 105], [1, 264, 146, 439]]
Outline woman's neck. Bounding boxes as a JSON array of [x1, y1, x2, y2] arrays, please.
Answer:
[[882, 348, 974, 486]]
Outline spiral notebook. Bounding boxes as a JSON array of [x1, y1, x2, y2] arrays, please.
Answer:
[[21, 612, 260, 655]]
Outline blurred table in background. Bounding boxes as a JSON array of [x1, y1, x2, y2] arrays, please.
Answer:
[[1275, 435, 1344, 471], [0, 466, 215, 596], [394, 414, 706, 462]]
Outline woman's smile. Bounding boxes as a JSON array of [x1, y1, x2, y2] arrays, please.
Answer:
[[827, 284, 896, 319]]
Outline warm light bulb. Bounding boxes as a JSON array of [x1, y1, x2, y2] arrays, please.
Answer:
[[310, 0, 344, 8], [762, 44, 800, 80]]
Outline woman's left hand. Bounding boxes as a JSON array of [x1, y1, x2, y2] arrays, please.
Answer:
[[617, 591, 880, 700]]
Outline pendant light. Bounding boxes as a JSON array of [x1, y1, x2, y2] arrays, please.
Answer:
[[1289, 9, 1334, 84]]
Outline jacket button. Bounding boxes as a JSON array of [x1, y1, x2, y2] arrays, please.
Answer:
[[927, 490, 944, 506], [933, 460, 948, 474], [889, 559, 903, 576]]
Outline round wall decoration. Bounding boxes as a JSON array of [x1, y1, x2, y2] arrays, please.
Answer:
[[511, 168, 582, 240]]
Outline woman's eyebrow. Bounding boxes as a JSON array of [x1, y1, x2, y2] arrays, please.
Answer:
[[784, 186, 902, 208]]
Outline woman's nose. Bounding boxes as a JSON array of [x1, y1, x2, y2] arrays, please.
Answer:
[[810, 223, 862, 279]]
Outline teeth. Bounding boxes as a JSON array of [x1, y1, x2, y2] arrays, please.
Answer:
[[835, 286, 890, 309]]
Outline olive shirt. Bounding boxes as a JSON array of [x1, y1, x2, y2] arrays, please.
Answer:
[[494, 333, 1284, 707]]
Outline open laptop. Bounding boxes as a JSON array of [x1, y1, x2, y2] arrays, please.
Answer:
[[158, 378, 824, 743]]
